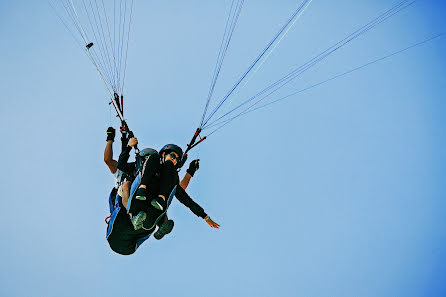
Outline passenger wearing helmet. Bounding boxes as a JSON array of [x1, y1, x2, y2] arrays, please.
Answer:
[[105, 137, 220, 255], [149, 144, 184, 211], [136, 143, 220, 231], [127, 142, 202, 238], [106, 137, 169, 255]]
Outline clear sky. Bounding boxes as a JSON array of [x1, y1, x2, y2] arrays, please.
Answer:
[[1, 1, 445, 296]]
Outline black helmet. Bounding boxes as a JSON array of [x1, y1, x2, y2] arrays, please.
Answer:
[[135, 148, 159, 174], [160, 144, 183, 163], [139, 148, 158, 158]]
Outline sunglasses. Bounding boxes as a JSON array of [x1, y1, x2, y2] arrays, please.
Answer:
[[168, 152, 179, 160]]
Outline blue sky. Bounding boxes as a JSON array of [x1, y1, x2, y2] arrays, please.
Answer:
[[1, 1, 445, 296]]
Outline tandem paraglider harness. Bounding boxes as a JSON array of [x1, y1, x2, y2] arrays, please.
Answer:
[[105, 181, 177, 255], [104, 99, 181, 254]]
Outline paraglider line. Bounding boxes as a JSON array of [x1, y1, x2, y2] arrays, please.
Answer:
[[200, 0, 245, 128], [121, 0, 134, 94], [205, 30, 443, 133], [82, 0, 115, 87], [204, 0, 414, 128], [241, 0, 313, 89], [202, 0, 314, 127], [99, 0, 119, 91]]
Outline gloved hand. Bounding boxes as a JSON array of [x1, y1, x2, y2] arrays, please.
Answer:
[[186, 159, 200, 177], [106, 127, 116, 142]]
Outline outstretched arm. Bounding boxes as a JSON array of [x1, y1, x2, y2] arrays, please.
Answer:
[[175, 186, 220, 229]]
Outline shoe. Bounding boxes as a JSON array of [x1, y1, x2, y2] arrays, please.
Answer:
[[131, 211, 147, 230], [134, 188, 147, 201], [151, 196, 166, 211], [142, 211, 158, 230], [154, 220, 174, 240]]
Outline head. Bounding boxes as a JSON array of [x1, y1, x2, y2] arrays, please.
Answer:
[[136, 148, 159, 172], [163, 151, 180, 167], [159, 144, 183, 168], [139, 148, 158, 158]]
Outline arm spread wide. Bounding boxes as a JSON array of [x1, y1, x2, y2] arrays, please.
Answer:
[[175, 186, 207, 219]]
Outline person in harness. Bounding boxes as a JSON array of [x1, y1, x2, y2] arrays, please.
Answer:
[[104, 127, 177, 252], [103, 127, 177, 230], [106, 135, 219, 255]]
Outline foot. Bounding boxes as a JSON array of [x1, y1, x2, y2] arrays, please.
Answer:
[[151, 195, 166, 211], [131, 211, 147, 230], [134, 188, 148, 201], [154, 220, 174, 240]]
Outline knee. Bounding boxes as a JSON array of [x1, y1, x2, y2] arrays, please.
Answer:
[[118, 181, 131, 203], [122, 181, 131, 192]]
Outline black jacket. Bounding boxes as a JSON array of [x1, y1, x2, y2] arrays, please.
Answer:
[[117, 145, 207, 218], [116, 145, 136, 178]]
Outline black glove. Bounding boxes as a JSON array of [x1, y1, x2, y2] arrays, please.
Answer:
[[106, 127, 115, 142], [186, 159, 200, 177]]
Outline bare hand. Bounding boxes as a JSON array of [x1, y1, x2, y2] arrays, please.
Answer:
[[128, 137, 138, 147], [205, 217, 220, 229]]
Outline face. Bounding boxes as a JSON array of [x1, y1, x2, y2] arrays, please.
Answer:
[[164, 151, 179, 166]]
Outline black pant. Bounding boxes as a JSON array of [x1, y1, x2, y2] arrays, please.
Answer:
[[129, 155, 178, 215]]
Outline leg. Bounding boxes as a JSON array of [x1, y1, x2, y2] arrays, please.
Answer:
[[131, 153, 161, 212], [154, 218, 174, 240], [118, 181, 131, 208], [138, 153, 161, 190], [142, 185, 177, 231], [129, 154, 161, 230], [156, 214, 168, 227], [151, 161, 178, 211]]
